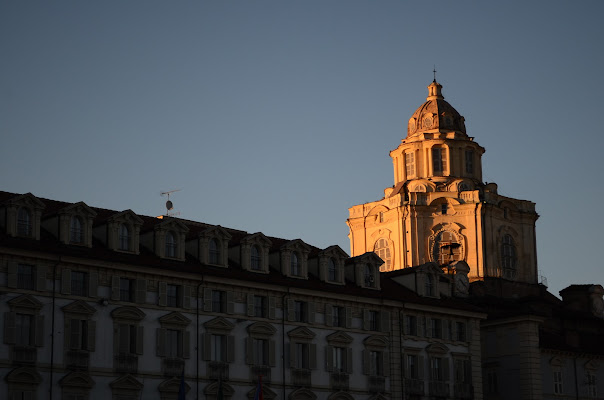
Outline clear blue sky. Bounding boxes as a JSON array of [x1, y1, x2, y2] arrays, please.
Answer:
[[2, 1, 603, 298]]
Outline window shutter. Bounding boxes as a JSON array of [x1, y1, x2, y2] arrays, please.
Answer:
[[87, 320, 96, 351], [245, 337, 253, 365], [118, 324, 129, 353], [417, 316, 424, 337], [307, 302, 315, 324], [383, 351, 390, 376], [466, 321, 472, 341], [3, 312, 16, 344], [418, 356, 425, 379], [362, 349, 369, 375], [7, 261, 17, 288], [268, 297, 276, 319], [289, 341, 296, 368], [404, 355, 410, 378], [346, 347, 353, 373], [269, 340, 276, 367], [157, 328, 166, 357], [443, 358, 450, 381], [135, 326, 144, 355], [158, 282, 167, 307], [287, 299, 295, 322], [325, 305, 333, 327], [309, 343, 317, 369], [89, 272, 98, 298], [380, 311, 391, 332], [70, 319, 81, 350], [183, 285, 191, 309], [227, 335, 235, 362], [36, 265, 46, 291], [202, 333, 211, 361], [226, 291, 235, 315], [247, 294, 254, 317], [135, 279, 146, 304], [34, 315, 44, 347], [363, 310, 370, 330], [183, 330, 191, 359], [203, 289, 212, 312], [403, 316, 410, 335], [451, 320, 457, 340], [325, 345, 334, 371], [345, 307, 352, 328], [64, 317, 72, 350], [61, 269, 72, 295], [111, 276, 120, 300]]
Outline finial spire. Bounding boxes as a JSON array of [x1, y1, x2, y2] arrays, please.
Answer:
[[433, 65, 437, 83]]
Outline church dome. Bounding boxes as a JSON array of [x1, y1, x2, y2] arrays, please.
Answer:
[[406, 81, 466, 138]]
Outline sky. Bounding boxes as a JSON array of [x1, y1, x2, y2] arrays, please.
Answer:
[[1, 1, 603, 298]]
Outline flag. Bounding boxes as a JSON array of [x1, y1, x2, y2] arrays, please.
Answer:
[[177, 369, 186, 400], [253, 375, 263, 400]]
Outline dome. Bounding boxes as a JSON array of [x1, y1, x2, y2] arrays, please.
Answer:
[[406, 81, 466, 138]]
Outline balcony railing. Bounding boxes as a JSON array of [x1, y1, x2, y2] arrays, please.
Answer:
[[114, 353, 138, 374], [251, 365, 271, 383], [209, 361, 229, 381], [13, 346, 36, 364], [291, 368, 311, 387], [429, 381, 449, 397], [454, 383, 473, 399], [163, 357, 185, 377], [66, 350, 89, 370], [330, 372, 349, 391], [405, 378, 425, 395], [369, 376, 386, 393]]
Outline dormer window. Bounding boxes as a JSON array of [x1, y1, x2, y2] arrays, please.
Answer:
[[119, 224, 130, 251], [209, 238, 220, 264], [251, 245, 261, 270], [70, 216, 84, 244], [17, 207, 32, 237], [364, 264, 376, 288], [425, 274, 434, 296], [165, 231, 177, 258], [328, 258, 338, 282], [291, 252, 300, 276]]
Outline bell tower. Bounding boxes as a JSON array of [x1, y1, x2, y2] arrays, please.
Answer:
[[347, 80, 539, 284]]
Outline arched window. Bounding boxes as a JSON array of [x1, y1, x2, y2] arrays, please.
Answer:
[[373, 238, 392, 271], [364, 264, 375, 287], [328, 258, 338, 282], [251, 245, 261, 270], [432, 146, 447, 176], [425, 274, 434, 296], [209, 238, 220, 264], [70, 216, 83, 244], [17, 207, 32, 237], [165, 231, 176, 258], [501, 234, 517, 279], [433, 231, 462, 265], [119, 224, 130, 251], [291, 252, 300, 276]]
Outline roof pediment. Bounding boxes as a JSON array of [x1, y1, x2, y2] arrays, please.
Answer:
[[59, 201, 97, 218], [159, 311, 191, 326], [346, 251, 384, 267], [107, 209, 144, 226], [155, 218, 189, 233], [281, 239, 311, 254], [241, 232, 272, 246], [200, 225, 232, 241], [111, 306, 146, 322], [318, 245, 349, 260], [8, 294, 43, 311], [287, 326, 316, 340], [62, 300, 97, 316], [204, 316, 235, 332], [4, 193, 46, 210]]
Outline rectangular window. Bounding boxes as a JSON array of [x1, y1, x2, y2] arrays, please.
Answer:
[[294, 301, 306, 322], [333, 306, 345, 327], [253, 338, 268, 366], [71, 271, 88, 296], [211, 334, 226, 362], [405, 315, 418, 336], [333, 346, 346, 372], [17, 264, 35, 290], [369, 311, 379, 331], [432, 147, 447, 175], [553, 370, 563, 394], [431, 318, 442, 339], [369, 350, 383, 376], [212, 290, 225, 313], [254, 296, 267, 318], [405, 152, 415, 177], [431, 357, 443, 381], [15, 313, 33, 346], [406, 354, 419, 379], [119, 278, 134, 302], [456, 322, 467, 341], [71, 319, 89, 350], [166, 329, 182, 358], [166, 284, 180, 307], [295, 342, 309, 369], [486, 370, 498, 394], [587, 372, 597, 398], [465, 150, 474, 174], [455, 359, 470, 384]]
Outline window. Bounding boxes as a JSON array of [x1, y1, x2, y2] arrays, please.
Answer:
[[291, 252, 300, 276], [486, 370, 498, 394], [431, 318, 443, 339], [119, 224, 130, 251], [166, 329, 183, 358], [587, 372, 597, 398], [295, 342, 310, 369], [465, 149, 474, 174], [211, 334, 227, 362], [373, 239, 391, 271], [328, 258, 338, 282], [17, 264, 35, 290], [333, 346, 347, 372], [368, 311, 379, 331], [502, 234, 517, 277], [294, 301, 306, 322], [71, 271, 88, 296], [404, 315, 418, 336], [333, 306, 345, 327], [425, 274, 434, 296], [433, 230, 462, 265], [455, 322, 467, 342], [166, 284, 180, 307], [369, 350, 383, 375], [246, 321, 277, 368], [16, 313, 34, 346], [405, 152, 415, 177], [165, 231, 176, 258], [251, 245, 261, 270], [209, 238, 220, 264], [430, 357, 444, 381], [70, 216, 84, 244], [364, 264, 375, 287], [17, 207, 32, 237], [254, 296, 267, 318], [72, 320, 90, 350], [553, 370, 563, 394], [441, 203, 448, 215], [212, 290, 226, 313], [406, 354, 419, 379], [432, 147, 447, 175], [455, 359, 471, 384], [253, 338, 269, 366], [119, 278, 134, 302]]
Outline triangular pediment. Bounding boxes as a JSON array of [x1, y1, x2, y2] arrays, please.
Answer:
[[159, 311, 191, 327], [346, 251, 384, 267], [247, 321, 277, 336], [62, 300, 97, 316], [59, 371, 95, 389], [8, 294, 43, 311], [158, 377, 190, 393], [5, 367, 42, 384], [287, 326, 316, 340], [241, 232, 272, 247], [416, 262, 444, 275], [60, 202, 97, 218], [328, 392, 354, 400], [585, 359, 600, 370], [326, 331, 353, 345], [319, 245, 348, 260], [155, 218, 190, 233], [110, 374, 143, 390], [281, 239, 311, 254], [369, 393, 389, 400], [246, 384, 277, 400], [108, 210, 144, 226], [111, 306, 146, 322], [204, 381, 234, 396], [364, 335, 389, 348], [203, 316, 235, 333], [200, 225, 232, 241], [289, 387, 317, 400], [5, 193, 46, 210]]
